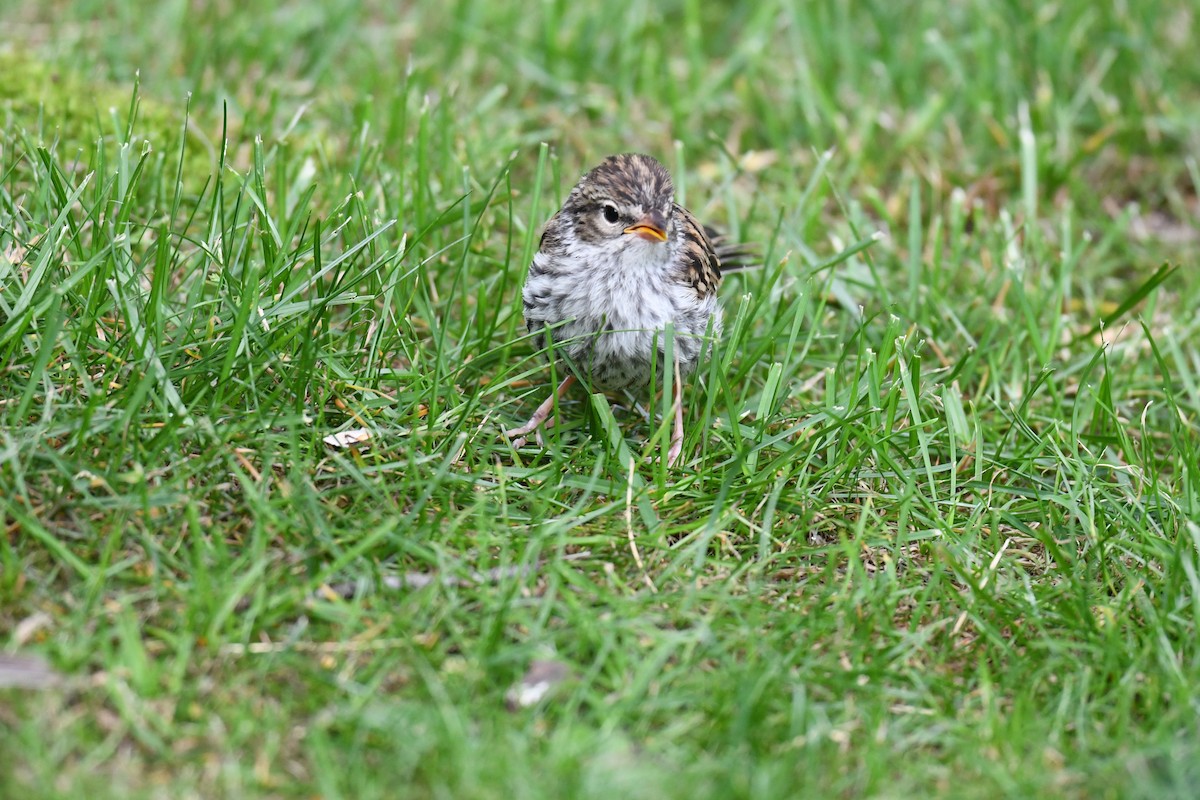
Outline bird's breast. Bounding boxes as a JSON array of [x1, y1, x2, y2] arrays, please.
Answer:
[[522, 244, 721, 389]]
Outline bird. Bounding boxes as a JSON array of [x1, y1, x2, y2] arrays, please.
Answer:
[[504, 153, 753, 466]]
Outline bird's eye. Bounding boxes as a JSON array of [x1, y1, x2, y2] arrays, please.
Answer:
[[601, 204, 620, 224]]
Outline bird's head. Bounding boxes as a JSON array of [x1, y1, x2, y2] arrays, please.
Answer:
[[564, 153, 676, 253]]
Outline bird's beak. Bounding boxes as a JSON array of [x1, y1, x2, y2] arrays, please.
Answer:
[[624, 211, 669, 243]]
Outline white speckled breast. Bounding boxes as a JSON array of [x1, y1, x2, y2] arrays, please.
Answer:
[[523, 232, 721, 390]]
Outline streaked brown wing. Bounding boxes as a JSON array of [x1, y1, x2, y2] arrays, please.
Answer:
[[672, 203, 724, 296]]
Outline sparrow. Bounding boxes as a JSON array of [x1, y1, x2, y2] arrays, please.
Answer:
[[504, 153, 752, 465]]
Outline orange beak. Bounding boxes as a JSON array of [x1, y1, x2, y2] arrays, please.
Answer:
[[623, 210, 669, 243]]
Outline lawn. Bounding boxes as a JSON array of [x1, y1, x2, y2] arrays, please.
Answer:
[[2, 0, 1199, 797]]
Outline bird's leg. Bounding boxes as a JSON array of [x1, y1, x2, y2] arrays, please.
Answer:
[[532, 411, 561, 447], [504, 374, 576, 449], [666, 356, 685, 467]]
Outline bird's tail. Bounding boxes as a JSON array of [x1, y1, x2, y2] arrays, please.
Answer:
[[705, 224, 761, 272]]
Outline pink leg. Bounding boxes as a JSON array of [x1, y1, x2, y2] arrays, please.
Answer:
[[504, 374, 576, 449], [666, 360, 685, 467]]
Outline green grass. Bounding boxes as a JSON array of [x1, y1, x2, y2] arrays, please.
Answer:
[[2, 0, 1199, 797]]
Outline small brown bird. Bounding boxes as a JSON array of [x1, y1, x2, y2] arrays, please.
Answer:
[[505, 153, 752, 465]]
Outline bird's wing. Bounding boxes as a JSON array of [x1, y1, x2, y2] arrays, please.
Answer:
[[673, 203, 724, 296]]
